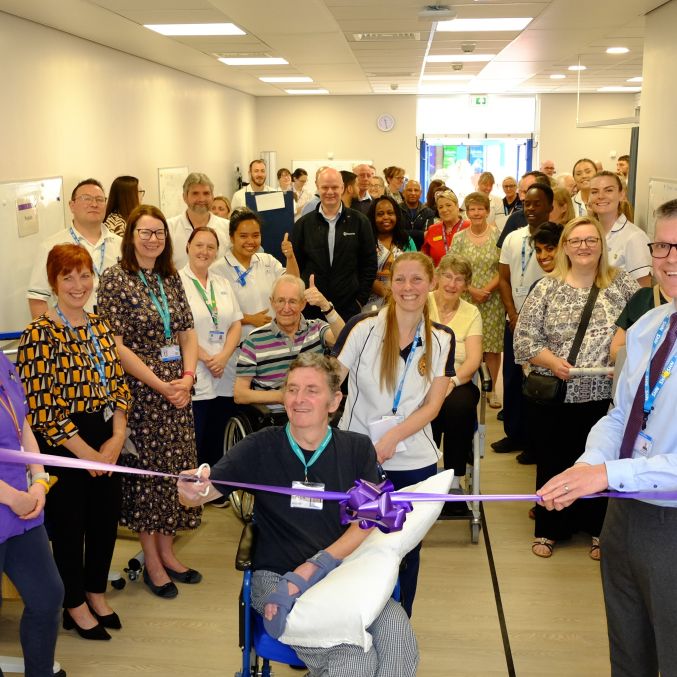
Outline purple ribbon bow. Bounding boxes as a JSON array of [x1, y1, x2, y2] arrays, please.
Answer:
[[339, 479, 413, 533]]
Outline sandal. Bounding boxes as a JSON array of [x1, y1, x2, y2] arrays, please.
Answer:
[[532, 538, 555, 558], [589, 537, 601, 561], [489, 393, 502, 409]]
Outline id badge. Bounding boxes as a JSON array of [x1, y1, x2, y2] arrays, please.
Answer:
[[103, 405, 113, 422], [208, 330, 225, 344], [160, 344, 181, 362], [633, 431, 653, 457], [290, 481, 325, 510], [514, 285, 530, 300]]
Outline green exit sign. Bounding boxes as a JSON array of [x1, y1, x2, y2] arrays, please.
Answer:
[[471, 95, 488, 106]]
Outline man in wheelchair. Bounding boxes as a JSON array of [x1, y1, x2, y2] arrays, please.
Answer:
[[233, 274, 345, 407], [179, 353, 418, 676]]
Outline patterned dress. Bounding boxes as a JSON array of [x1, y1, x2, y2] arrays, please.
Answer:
[[98, 264, 201, 535], [449, 227, 504, 353]]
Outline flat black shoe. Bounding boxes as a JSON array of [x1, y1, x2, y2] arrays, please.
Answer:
[[143, 568, 179, 599], [516, 451, 536, 465], [491, 437, 523, 453], [88, 604, 122, 630], [497, 409, 504, 421], [165, 566, 203, 584], [63, 609, 111, 640]]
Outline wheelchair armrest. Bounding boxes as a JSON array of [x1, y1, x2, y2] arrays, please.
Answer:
[[248, 403, 275, 417], [235, 522, 257, 571], [479, 362, 492, 393]]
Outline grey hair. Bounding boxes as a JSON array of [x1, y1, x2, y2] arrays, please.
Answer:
[[436, 253, 473, 285], [183, 172, 214, 195], [271, 274, 306, 300], [284, 353, 343, 394], [655, 199, 677, 222]]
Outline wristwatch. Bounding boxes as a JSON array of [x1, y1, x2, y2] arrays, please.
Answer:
[[322, 304, 335, 315]]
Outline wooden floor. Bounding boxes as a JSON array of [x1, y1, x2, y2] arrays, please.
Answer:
[[0, 408, 611, 676]]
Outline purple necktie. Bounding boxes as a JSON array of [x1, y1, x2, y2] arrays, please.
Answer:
[[619, 312, 677, 459]]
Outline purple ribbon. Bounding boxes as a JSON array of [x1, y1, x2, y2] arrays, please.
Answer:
[[3, 447, 677, 534]]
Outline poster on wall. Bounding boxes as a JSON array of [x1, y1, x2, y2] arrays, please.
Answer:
[[647, 178, 677, 238], [16, 191, 40, 237], [158, 166, 188, 219]]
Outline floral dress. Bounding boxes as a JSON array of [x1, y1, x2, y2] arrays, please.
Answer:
[[449, 227, 504, 353], [98, 264, 202, 535]]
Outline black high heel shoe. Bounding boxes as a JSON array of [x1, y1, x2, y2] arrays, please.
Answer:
[[87, 603, 122, 630], [63, 609, 111, 640]]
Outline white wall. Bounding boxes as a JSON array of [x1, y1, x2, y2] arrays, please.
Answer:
[[0, 12, 256, 207], [635, 0, 677, 231], [537, 93, 636, 176], [255, 95, 418, 180]]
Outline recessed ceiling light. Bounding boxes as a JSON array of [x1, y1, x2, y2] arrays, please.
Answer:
[[426, 54, 496, 63], [259, 76, 313, 83], [145, 23, 245, 36], [606, 47, 630, 54], [421, 74, 474, 81], [550, 74, 566, 79], [436, 18, 533, 32], [284, 88, 329, 95], [568, 65, 587, 71], [219, 57, 288, 66], [627, 76, 643, 83], [597, 86, 641, 92]]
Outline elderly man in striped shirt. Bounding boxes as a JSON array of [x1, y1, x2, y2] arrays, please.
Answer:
[[234, 274, 345, 407]]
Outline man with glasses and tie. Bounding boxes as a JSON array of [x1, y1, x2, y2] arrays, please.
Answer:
[[233, 274, 345, 407], [538, 199, 677, 677], [28, 178, 122, 317]]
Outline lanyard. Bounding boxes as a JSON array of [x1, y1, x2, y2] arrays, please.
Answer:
[[55, 306, 109, 392], [285, 423, 333, 481], [520, 235, 535, 281], [642, 316, 677, 427], [443, 221, 462, 254], [138, 271, 172, 341], [233, 264, 253, 287], [70, 226, 106, 277], [392, 322, 422, 415], [191, 277, 218, 327], [0, 383, 21, 442]]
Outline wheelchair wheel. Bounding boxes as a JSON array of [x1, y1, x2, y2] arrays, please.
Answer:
[[224, 413, 256, 523]]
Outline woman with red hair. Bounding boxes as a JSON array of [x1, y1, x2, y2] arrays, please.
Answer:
[[18, 243, 131, 640]]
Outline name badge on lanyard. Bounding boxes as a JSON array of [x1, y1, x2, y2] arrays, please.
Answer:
[[160, 344, 181, 362], [138, 271, 176, 360], [290, 481, 325, 510]]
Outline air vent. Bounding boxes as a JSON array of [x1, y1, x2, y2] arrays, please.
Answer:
[[351, 32, 421, 42], [366, 72, 417, 78]]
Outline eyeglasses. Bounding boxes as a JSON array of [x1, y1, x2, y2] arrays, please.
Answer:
[[272, 297, 301, 308], [136, 228, 167, 241], [648, 242, 677, 258], [566, 237, 601, 248], [74, 195, 106, 205], [503, 183, 517, 189], [138, 189, 146, 198]]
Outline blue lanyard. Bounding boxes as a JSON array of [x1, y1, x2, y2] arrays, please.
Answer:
[[70, 226, 106, 277], [520, 236, 534, 280], [138, 271, 172, 341], [642, 316, 677, 427], [233, 264, 253, 287], [55, 305, 109, 392], [392, 322, 422, 415], [285, 423, 333, 481]]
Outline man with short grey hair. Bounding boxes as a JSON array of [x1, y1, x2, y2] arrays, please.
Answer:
[[167, 171, 230, 269], [539, 159, 556, 177], [351, 163, 374, 215]]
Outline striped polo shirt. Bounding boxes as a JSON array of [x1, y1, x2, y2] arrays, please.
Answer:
[[236, 316, 330, 390]]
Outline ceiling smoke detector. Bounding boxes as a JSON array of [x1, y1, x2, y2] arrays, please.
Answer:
[[452, 63, 464, 71], [461, 42, 476, 53], [418, 4, 457, 21]]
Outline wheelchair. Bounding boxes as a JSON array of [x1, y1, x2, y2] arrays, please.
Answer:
[[437, 363, 492, 543], [234, 522, 306, 677]]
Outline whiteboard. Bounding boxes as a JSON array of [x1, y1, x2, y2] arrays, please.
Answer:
[[158, 166, 188, 219], [647, 178, 677, 239], [0, 177, 65, 334], [292, 159, 372, 195]]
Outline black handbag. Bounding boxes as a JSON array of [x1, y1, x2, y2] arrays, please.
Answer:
[[522, 284, 600, 405]]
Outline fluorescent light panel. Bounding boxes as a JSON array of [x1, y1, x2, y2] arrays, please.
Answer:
[[426, 54, 496, 63], [550, 74, 566, 79], [259, 76, 313, 83], [285, 88, 328, 95], [219, 57, 288, 66], [606, 46, 629, 54], [145, 23, 245, 36], [568, 65, 586, 71], [436, 17, 532, 32], [627, 76, 643, 83]]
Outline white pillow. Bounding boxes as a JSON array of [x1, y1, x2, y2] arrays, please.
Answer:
[[279, 469, 454, 650]]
